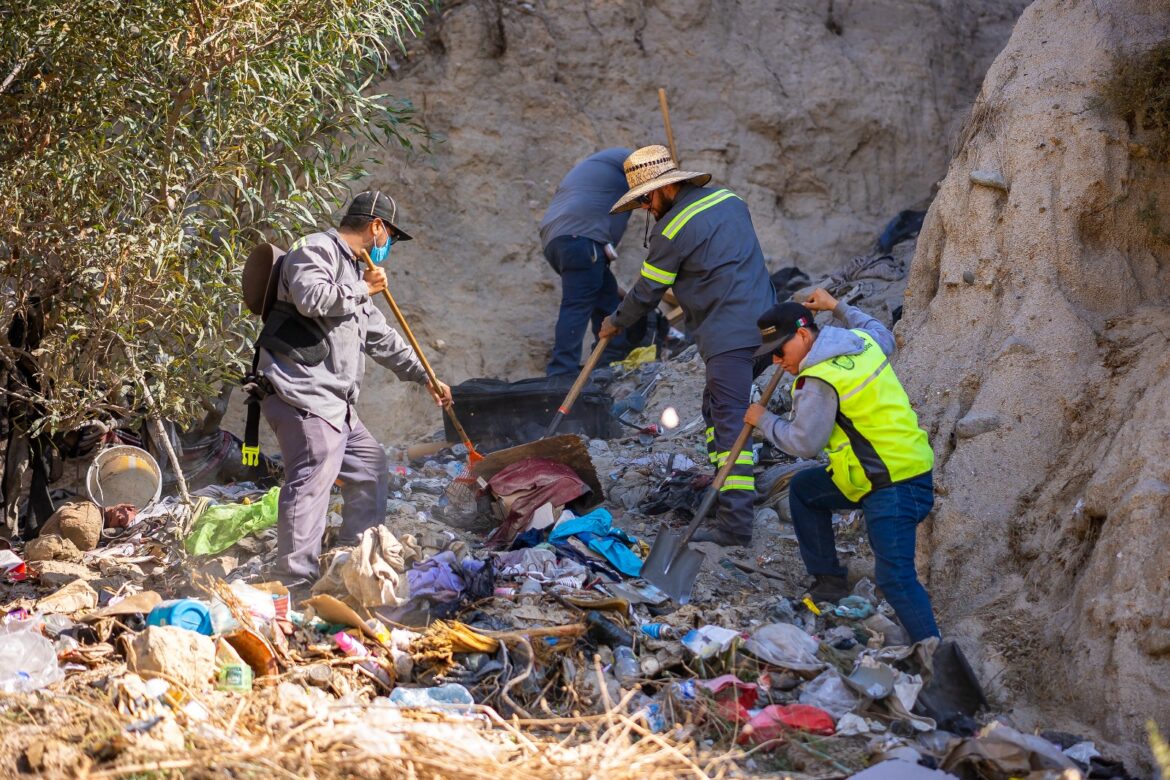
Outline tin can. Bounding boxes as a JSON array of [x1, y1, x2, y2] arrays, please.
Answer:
[[217, 663, 254, 692]]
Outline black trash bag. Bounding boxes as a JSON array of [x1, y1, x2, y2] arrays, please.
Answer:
[[914, 639, 989, 730]]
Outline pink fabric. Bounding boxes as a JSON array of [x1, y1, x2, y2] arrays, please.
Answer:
[[485, 458, 590, 546]]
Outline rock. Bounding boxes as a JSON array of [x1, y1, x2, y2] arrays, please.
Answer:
[[126, 626, 216, 690], [969, 169, 1010, 191], [39, 501, 103, 551], [23, 534, 82, 563], [962, 270, 976, 284], [37, 560, 99, 586], [954, 412, 1002, 439], [754, 507, 781, 527]]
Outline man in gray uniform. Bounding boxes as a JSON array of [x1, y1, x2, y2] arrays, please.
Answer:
[[539, 148, 635, 376], [600, 146, 775, 546], [258, 191, 451, 588]]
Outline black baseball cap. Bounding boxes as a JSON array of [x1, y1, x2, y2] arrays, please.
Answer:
[[755, 301, 816, 357], [345, 191, 413, 241]]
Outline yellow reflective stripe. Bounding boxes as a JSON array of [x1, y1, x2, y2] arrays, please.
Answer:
[[705, 428, 715, 441], [714, 451, 755, 467], [663, 189, 729, 238], [662, 189, 741, 240], [721, 476, 756, 491], [640, 261, 677, 285]]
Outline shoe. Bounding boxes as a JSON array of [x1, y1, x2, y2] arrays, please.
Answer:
[[690, 527, 753, 547], [807, 574, 850, 604]]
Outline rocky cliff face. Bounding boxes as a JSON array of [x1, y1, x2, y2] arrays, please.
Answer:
[[897, 0, 1170, 769], [349, 0, 1025, 442]]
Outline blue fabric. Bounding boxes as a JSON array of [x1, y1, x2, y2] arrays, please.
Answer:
[[544, 234, 633, 376], [549, 507, 643, 577], [788, 467, 940, 642]]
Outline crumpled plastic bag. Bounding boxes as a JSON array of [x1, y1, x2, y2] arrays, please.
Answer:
[[799, 668, 859, 720], [185, 486, 279, 556], [742, 622, 824, 672], [339, 527, 410, 608], [942, 721, 1077, 776], [738, 704, 836, 748]]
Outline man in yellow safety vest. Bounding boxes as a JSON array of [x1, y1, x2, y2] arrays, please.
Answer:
[[745, 288, 939, 642]]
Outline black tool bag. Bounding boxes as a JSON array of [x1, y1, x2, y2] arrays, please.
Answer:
[[445, 376, 620, 451], [255, 301, 329, 366]]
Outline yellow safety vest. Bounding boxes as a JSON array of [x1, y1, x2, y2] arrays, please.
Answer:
[[798, 330, 934, 501]]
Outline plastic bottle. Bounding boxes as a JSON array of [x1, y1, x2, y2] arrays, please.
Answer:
[[333, 631, 392, 687], [640, 623, 677, 640], [0, 621, 64, 693], [388, 683, 474, 710], [613, 645, 640, 686]]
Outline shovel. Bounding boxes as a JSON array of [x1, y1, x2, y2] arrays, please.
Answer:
[[359, 248, 483, 468], [641, 366, 787, 604]]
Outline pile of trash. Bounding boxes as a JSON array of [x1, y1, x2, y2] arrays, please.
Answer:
[[0, 249, 1140, 779]]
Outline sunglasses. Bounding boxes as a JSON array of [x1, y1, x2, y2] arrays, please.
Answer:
[[637, 194, 652, 205]]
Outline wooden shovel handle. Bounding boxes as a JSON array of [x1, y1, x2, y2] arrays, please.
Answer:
[[658, 88, 678, 164], [359, 249, 479, 456], [677, 367, 788, 547], [545, 336, 612, 438]]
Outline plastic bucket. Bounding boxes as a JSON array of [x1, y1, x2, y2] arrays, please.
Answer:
[[86, 445, 162, 509]]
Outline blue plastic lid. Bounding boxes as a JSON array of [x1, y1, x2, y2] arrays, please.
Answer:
[[147, 599, 214, 636]]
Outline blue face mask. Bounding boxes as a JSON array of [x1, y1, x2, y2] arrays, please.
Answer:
[[369, 228, 392, 264]]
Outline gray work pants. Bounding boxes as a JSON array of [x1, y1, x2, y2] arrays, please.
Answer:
[[262, 394, 388, 580]]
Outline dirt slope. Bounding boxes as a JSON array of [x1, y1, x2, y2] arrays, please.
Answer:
[[896, 0, 1170, 770], [341, 0, 1025, 444]]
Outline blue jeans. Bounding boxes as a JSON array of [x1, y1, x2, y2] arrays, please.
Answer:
[[788, 467, 940, 642], [544, 235, 632, 376]]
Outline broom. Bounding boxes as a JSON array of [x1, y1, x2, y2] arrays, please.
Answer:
[[358, 249, 483, 484]]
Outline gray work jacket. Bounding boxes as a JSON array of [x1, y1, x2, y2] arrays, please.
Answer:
[[612, 184, 776, 359], [258, 229, 427, 430]]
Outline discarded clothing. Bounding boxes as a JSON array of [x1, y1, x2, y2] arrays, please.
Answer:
[[638, 469, 711, 517], [548, 508, 642, 577], [876, 209, 926, 252], [339, 526, 410, 608], [486, 458, 591, 547], [770, 266, 810, 296], [495, 547, 588, 589], [184, 486, 279, 556], [611, 345, 657, 372], [407, 551, 465, 603]]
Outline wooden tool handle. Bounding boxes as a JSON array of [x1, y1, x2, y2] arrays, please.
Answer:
[[677, 367, 788, 547], [359, 249, 477, 451], [658, 87, 678, 164], [545, 336, 612, 438]]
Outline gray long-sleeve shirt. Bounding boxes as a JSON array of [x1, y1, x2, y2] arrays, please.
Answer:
[[612, 183, 776, 360], [258, 228, 428, 430], [539, 148, 634, 250], [758, 303, 895, 458]]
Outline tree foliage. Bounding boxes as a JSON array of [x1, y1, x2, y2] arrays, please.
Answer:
[[0, 0, 427, 434]]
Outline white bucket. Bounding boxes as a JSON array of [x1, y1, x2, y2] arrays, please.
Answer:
[[86, 445, 163, 509]]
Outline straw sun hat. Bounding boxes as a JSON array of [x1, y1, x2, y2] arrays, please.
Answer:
[[609, 145, 711, 214]]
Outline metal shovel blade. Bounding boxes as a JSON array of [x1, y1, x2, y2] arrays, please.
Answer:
[[641, 521, 706, 604]]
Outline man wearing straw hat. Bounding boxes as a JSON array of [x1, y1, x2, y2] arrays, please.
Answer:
[[600, 146, 775, 547], [257, 191, 452, 593]]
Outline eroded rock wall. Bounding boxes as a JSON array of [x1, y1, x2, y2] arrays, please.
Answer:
[[349, 0, 1025, 443], [897, 0, 1170, 769]]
